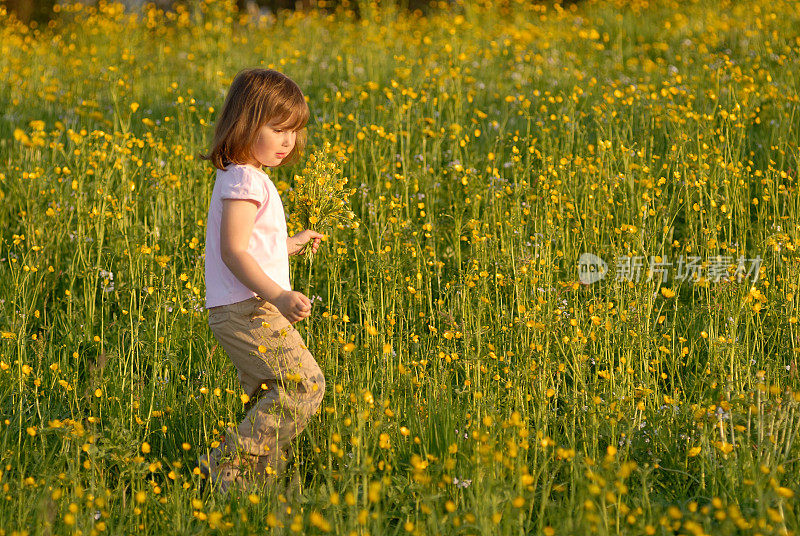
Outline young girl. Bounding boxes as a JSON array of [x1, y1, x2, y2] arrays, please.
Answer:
[[198, 68, 326, 494]]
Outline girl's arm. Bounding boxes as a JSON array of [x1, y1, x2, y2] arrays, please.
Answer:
[[220, 199, 311, 322]]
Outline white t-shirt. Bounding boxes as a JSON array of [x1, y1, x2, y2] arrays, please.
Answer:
[[204, 163, 292, 308]]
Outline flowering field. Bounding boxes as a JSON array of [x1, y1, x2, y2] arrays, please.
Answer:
[[2, 0, 800, 533]]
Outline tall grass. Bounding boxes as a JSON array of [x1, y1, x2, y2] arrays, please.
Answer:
[[1, 0, 800, 533]]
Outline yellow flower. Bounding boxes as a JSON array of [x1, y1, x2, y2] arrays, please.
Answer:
[[310, 511, 331, 531], [13, 129, 31, 145], [287, 141, 357, 264]]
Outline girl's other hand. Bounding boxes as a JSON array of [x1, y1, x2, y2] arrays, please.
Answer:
[[274, 290, 312, 323], [288, 229, 324, 256]]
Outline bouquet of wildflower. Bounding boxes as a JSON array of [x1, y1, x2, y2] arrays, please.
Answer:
[[287, 141, 358, 265]]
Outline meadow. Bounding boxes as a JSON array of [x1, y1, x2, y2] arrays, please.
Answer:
[[1, 0, 800, 533]]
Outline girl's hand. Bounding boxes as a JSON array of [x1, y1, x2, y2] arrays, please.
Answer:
[[274, 290, 312, 323], [288, 230, 324, 256]]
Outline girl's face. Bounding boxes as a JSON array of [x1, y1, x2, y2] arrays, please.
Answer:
[[248, 122, 296, 168]]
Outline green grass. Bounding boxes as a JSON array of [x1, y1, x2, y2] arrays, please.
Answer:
[[1, 0, 800, 533]]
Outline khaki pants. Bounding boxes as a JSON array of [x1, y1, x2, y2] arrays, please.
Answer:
[[206, 296, 326, 489]]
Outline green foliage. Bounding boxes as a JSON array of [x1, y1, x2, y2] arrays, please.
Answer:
[[1, 0, 800, 533]]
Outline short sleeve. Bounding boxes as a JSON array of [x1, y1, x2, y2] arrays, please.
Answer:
[[217, 167, 269, 207]]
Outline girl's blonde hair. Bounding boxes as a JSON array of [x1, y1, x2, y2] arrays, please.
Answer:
[[199, 68, 310, 170]]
